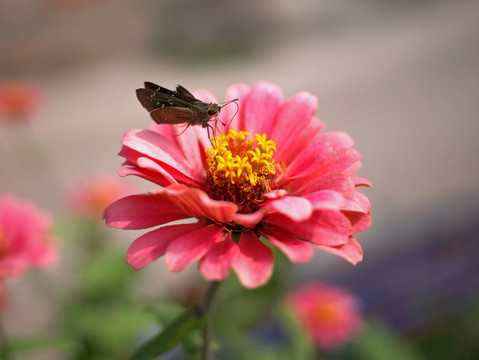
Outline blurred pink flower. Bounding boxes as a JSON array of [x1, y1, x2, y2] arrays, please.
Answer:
[[0, 82, 42, 120], [105, 82, 372, 288], [0, 194, 58, 281], [68, 174, 136, 218], [288, 281, 363, 352]]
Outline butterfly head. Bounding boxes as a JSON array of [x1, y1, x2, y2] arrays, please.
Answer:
[[206, 103, 222, 118]]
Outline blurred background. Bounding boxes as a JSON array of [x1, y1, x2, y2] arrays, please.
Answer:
[[1, 0, 479, 358]]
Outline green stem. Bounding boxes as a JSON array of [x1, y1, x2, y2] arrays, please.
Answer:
[[201, 322, 212, 360], [0, 315, 11, 360], [199, 281, 221, 360]]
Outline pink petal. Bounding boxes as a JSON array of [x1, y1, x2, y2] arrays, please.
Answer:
[[279, 117, 325, 165], [341, 191, 371, 213], [119, 161, 178, 187], [286, 142, 333, 179], [343, 160, 362, 176], [299, 173, 355, 194], [136, 156, 203, 186], [260, 227, 313, 263], [345, 211, 372, 235], [242, 81, 283, 135], [147, 123, 176, 143], [268, 210, 351, 246], [271, 91, 318, 157], [231, 207, 268, 228], [232, 231, 274, 288], [317, 148, 362, 177], [150, 185, 239, 224], [193, 125, 212, 152], [135, 156, 180, 181], [105, 194, 188, 230], [291, 148, 362, 190], [119, 144, 205, 186], [0, 195, 56, 273], [304, 190, 345, 210], [126, 223, 204, 270], [165, 223, 223, 272], [148, 124, 208, 172], [122, 129, 198, 180], [171, 125, 204, 174], [265, 196, 312, 222], [30, 242, 58, 267], [219, 83, 250, 133], [318, 131, 354, 150], [0, 257, 28, 277], [198, 232, 238, 281], [316, 237, 363, 265]]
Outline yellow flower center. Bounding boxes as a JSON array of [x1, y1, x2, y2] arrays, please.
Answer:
[[205, 129, 278, 214]]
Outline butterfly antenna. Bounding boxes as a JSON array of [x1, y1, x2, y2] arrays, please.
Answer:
[[219, 98, 239, 129], [228, 100, 239, 129]]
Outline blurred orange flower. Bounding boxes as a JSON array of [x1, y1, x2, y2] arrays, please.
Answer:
[[68, 174, 137, 219], [287, 281, 363, 352], [0, 82, 43, 121]]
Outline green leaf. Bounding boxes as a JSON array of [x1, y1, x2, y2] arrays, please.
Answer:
[[278, 304, 315, 360], [60, 302, 153, 359], [79, 250, 136, 299], [130, 307, 206, 360], [148, 302, 185, 325], [148, 303, 202, 356], [352, 321, 424, 360], [3, 335, 80, 357]]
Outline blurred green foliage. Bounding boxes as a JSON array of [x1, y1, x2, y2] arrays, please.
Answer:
[[5, 217, 479, 360]]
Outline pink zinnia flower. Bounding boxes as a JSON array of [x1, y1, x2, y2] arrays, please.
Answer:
[[68, 174, 137, 219], [0, 194, 57, 281], [0, 82, 42, 120], [287, 281, 363, 352], [105, 82, 372, 288]]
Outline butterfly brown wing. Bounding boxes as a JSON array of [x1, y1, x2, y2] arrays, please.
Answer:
[[175, 84, 196, 98], [143, 82, 198, 103], [149, 107, 201, 125]]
